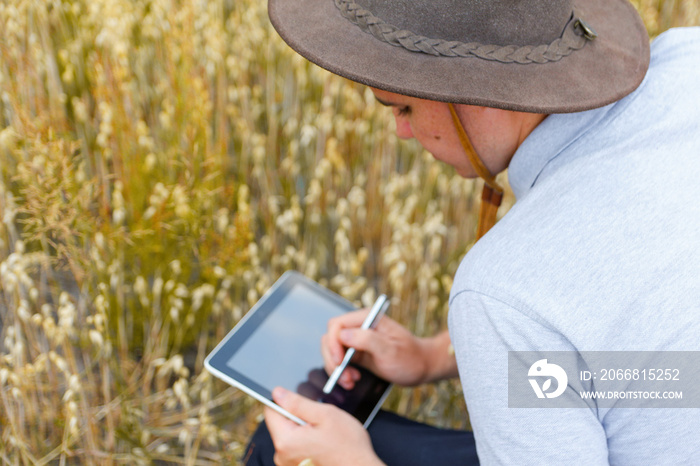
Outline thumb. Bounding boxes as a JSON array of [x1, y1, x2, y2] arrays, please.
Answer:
[[272, 387, 327, 424]]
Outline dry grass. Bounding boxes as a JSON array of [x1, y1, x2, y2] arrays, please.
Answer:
[[632, 0, 700, 36], [0, 0, 697, 463]]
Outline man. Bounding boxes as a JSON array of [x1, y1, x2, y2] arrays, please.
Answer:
[[246, 0, 700, 464]]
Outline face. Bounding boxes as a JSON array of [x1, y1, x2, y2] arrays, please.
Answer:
[[371, 88, 545, 178]]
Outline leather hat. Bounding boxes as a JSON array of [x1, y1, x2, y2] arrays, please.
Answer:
[[268, 0, 650, 113]]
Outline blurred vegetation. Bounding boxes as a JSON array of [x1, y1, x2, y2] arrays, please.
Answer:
[[0, 0, 697, 463]]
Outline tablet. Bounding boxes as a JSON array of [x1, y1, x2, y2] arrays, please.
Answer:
[[205, 270, 392, 427]]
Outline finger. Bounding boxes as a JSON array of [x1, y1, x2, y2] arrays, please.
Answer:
[[326, 310, 371, 364], [264, 405, 298, 447], [320, 334, 338, 375], [339, 327, 386, 357], [328, 308, 372, 328], [321, 336, 354, 388], [322, 309, 372, 375], [338, 366, 360, 390], [272, 387, 328, 425], [321, 335, 358, 390], [368, 313, 402, 334]]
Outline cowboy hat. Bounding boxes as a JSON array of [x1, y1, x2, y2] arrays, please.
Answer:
[[268, 0, 650, 113]]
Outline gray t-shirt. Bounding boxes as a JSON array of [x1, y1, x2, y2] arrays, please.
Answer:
[[449, 28, 700, 465]]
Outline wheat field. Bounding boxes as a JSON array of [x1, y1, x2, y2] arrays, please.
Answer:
[[1, 0, 698, 463]]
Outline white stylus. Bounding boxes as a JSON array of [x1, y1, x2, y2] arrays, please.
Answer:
[[322, 294, 389, 394]]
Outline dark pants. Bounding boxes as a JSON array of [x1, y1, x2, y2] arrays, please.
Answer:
[[243, 410, 479, 465]]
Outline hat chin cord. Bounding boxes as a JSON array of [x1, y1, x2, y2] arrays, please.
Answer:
[[447, 103, 504, 240]]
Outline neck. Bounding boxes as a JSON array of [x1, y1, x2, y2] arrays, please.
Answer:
[[518, 113, 548, 147]]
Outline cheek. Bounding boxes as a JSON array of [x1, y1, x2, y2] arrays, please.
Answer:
[[414, 109, 450, 142], [413, 124, 449, 150]]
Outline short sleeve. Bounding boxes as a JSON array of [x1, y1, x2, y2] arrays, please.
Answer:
[[448, 289, 609, 465]]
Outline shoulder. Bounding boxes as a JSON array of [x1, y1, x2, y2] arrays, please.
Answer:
[[631, 27, 700, 110], [650, 27, 700, 58]]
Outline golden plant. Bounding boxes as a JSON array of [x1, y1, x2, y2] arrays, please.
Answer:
[[0, 0, 696, 463]]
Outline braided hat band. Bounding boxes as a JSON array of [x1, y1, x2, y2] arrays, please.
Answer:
[[335, 0, 598, 64], [269, 0, 650, 113]]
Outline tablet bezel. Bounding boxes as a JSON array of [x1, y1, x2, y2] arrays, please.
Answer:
[[204, 270, 391, 427]]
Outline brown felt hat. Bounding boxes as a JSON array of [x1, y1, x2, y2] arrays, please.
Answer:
[[268, 0, 650, 113]]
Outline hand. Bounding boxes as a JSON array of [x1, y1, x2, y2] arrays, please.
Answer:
[[264, 387, 384, 466], [321, 309, 433, 390]]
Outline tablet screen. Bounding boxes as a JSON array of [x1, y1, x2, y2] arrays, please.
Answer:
[[205, 271, 391, 426], [225, 283, 345, 394]]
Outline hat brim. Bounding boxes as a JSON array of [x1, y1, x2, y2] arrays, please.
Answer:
[[268, 0, 650, 113]]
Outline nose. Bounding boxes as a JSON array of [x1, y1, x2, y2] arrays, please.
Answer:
[[393, 115, 413, 139]]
